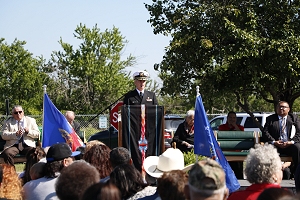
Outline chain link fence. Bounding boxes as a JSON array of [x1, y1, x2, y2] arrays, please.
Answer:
[[0, 113, 224, 142]]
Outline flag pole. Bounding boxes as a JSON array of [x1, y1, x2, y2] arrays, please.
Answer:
[[41, 85, 47, 146], [196, 85, 200, 97], [195, 86, 200, 162]]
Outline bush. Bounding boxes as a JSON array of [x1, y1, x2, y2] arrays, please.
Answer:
[[183, 149, 205, 166]]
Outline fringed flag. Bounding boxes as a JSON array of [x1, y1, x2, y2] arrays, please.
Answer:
[[42, 93, 84, 151]]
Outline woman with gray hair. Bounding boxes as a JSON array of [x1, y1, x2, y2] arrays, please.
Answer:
[[228, 144, 282, 200], [172, 110, 195, 153]]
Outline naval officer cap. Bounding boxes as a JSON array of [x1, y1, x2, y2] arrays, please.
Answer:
[[133, 71, 149, 80]]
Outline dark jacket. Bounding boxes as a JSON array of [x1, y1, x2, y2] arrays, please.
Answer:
[[172, 121, 194, 153], [123, 90, 158, 105], [72, 121, 80, 135], [262, 113, 300, 143]]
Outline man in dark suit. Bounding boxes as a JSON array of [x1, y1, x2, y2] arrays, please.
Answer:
[[65, 111, 80, 136], [123, 70, 158, 105], [262, 101, 300, 173]]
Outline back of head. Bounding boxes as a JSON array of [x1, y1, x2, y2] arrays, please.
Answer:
[[45, 143, 73, 178], [56, 161, 100, 200], [30, 162, 46, 180], [82, 182, 121, 200], [0, 164, 22, 200], [186, 158, 228, 200], [157, 170, 188, 200], [85, 140, 105, 152], [110, 164, 146, 199], [245, 144, 282, 184], [110, 147, 131, 168], [83, 144, 112, 178], [257, 188, 293, 200], [22, 147, 46, 184], [0, 165, 3, 184]]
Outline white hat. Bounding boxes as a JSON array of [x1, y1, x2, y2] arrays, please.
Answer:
[[133, 70, 149, 80], [143, 148, 192, 178]]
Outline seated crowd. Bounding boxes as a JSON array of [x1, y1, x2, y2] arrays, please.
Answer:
[[2, 100, 300, 199], [0, 141, 300, 200]]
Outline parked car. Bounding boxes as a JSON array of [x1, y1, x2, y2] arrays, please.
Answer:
[[164, 115, 185, 148], [209, 112, 273, 132], [88, 115, 185, 149]]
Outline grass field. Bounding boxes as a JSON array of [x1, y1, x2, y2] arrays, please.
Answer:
[[15, 163, 25, 173]]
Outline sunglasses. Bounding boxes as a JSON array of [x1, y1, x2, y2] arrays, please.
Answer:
[[13, 111, 23, 115]]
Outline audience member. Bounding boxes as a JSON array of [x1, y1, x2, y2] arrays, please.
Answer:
[[123, 70, 158, 105], [184, 158, 229, 200], [85, 140, 105, 152], [257, 187, 294, 200], [218, 111, 244, 179], [110, 164, 156, 200], [83, 144, 112, 179], [218, 111, 244, 131], [157, 170, 188, 200], [140, 148, 192, 200], [1, 105, 40, 166], [55, 160, 100, 200], [110, 147, 133, 168], [228, 144, 283, 200], [172, 110, 195, 152], [23, 143, 79, 200], [20, 146, 46, 185], [65, 111, 80, 135], [262, 101, 300, 175], [143, 148, 192, 178], [0, 164, 23, 200], [101, 147, 132, 183], [82, 182, 121, 200], [30, 162, 46, 180]]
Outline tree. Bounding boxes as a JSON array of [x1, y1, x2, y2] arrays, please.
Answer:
[[47, 24, 136, 113], [0, 38, 47, 114], [146, 0, 300, 115]]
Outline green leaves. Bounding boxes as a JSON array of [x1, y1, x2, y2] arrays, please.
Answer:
[[48, 24, 136, 113], [0, 38, 46, 114], [146, 0, 300, 112]]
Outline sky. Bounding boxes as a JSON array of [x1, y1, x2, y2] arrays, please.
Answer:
[[0, 1, 170, 84]]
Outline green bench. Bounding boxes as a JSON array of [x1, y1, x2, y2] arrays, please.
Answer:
[[216, 131, 292, 162]]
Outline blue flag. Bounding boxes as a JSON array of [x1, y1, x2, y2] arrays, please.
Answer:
[[42, 93, 83, 151], [194, 95, 240, 193]]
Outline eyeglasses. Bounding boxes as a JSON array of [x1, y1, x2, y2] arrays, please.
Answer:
[[279, 106, 289, 109], [13, 111, 23, 115]]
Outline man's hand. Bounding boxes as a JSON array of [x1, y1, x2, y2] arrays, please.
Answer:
[[228, 122, 241, 131], [274, 140, 293, 148], [23, 127, 29, 134], [16, 129, 24, 137], [182, 141, 193, 148]]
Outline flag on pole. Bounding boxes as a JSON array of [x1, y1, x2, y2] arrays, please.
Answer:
[[194, 95, 240, 193], [42, 93, 83, 151]]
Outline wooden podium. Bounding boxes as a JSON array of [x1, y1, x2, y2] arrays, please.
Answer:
[[118, 105, 164, 171]]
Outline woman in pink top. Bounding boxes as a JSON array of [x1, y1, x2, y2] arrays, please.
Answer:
[[228, 144, 283, 200]]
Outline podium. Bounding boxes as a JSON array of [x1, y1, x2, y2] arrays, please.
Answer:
[[119, 105, 164, 171]]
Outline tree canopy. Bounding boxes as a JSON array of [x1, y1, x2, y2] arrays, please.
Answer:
[[146, 0, 300, 113], [0, 38, 47, 114], [46, 24, 136, 113]]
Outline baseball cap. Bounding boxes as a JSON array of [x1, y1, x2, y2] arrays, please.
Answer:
[[133, 71, 149, 80], [189, 158, 225, 190], [46, 143, 80, 162]]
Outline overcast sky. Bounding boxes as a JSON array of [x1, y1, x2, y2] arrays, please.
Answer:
[[0, 0, 170, 84]]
